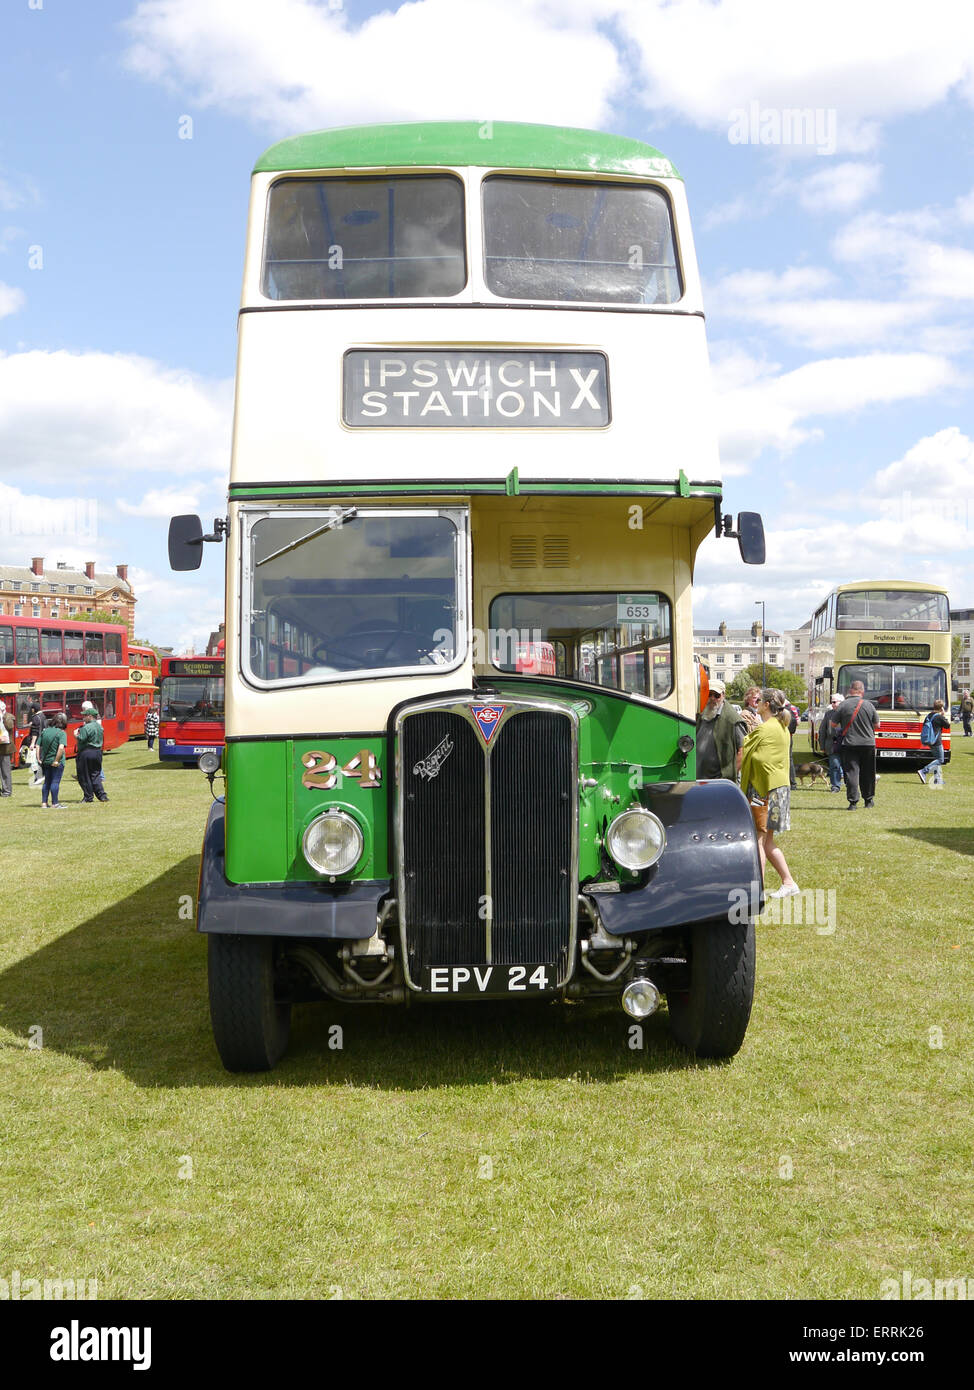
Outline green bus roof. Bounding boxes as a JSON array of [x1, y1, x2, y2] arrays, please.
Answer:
[[254, 121, 681, 180]]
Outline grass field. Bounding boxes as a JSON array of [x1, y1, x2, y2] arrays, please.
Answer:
[[1, 734, 971, 1300]]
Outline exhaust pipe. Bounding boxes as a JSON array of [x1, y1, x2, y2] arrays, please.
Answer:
[[621, 977, 660, 1020]]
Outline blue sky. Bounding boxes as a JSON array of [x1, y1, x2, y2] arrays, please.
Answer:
[[1, 0, 972, 652]]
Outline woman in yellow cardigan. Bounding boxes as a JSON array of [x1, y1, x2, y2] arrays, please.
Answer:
[[739, 688, 800, 899]]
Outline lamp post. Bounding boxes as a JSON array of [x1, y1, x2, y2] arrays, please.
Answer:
[[755, 599, 766, 687]]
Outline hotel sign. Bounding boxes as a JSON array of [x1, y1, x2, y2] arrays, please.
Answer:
[[343, 350, 609, 428]]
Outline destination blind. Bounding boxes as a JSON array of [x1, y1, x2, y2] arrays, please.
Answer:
[[343, 350, 609, 428]]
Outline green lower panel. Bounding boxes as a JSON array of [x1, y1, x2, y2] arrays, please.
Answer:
[[225, 736, 390, 885]]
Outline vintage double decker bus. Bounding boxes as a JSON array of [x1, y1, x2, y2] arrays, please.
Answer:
[[128, 644, 160, 737], [170, 121, 766, 1072], [158, 655, 225, 765], [809, 582, 951, 764], [0, 615, 130, 760]]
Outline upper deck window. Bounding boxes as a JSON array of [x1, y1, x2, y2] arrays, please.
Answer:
[[482, 177, 681, 305], [262, 175, 466, 300], [836, 590, 949, 632]]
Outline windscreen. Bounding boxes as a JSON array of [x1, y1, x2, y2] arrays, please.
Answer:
[[837, 664, 947, 712], [160, 677, 225, 723]]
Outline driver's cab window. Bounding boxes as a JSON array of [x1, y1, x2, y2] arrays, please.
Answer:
[[243, 507, 468, 688]]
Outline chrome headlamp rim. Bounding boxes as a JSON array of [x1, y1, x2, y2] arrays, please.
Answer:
[[302, 808, 365, 878], [606, 806, 666, 871], [197, 750, 221, 774]]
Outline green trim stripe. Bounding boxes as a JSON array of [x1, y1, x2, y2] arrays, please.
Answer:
[[254, 121, 681, 181]]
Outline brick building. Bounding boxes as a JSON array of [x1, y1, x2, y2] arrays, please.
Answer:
[[0, 557, 136, 635]]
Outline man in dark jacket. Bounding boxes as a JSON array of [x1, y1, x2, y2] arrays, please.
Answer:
[[76, 711, 108, 803], [830, 680, 880, 809], [817, 693, 843, 791], [695, 679, 748, 781]]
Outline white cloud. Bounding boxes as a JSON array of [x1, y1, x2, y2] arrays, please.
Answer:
[[872, 426, 974, 498], [0, 282, 25, 318], [797, 162, 881, 212], [714, 349, 958, 468], [0, 350, 232, 479], [618, 0, 974, 152], [117, 486, 204, 517], [123, 0, 623, 131], [833, 210, 974, 300]]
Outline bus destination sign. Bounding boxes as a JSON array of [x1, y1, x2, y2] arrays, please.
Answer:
[[169, 661, 219, 677], [856, 642, 930, 661], [343, 350, 609, 428]]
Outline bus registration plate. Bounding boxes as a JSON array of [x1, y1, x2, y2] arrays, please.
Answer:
[[883, 751, 908, 758], [423, 965, 553, 994]]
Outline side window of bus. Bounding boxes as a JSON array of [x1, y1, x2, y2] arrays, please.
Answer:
[[85, 633, 104, 664], [40, 628, 63, 664], [0, 625, 13, 664], [16, 627, 39, 664], [105, 633, 122, 665], [102, 689, 116, 718], [66, 693, 86, 719], [263, 175, 466, 301], [64, 630, 85, 664]]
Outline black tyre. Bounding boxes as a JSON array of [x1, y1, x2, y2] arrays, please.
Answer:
[[208, 934, 291, 1072], [667, 919, 755, 1058]]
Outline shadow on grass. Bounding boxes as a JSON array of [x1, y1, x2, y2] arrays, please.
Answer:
[[888, 827, 974, 858], [0, 857, 711, 1088]]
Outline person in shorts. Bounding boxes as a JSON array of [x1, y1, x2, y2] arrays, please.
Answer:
[[739, 687, 800, 899]]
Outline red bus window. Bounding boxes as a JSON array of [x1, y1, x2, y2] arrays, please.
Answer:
[[66, 693, 85, 718], [105, 633, 123, 665], [0, 625, 13, 663], [64, 630, 85, 664], [15, 627, 39, 663], [41, 628, 63, 664], [102, 690, 116, 718], [43, 691, 65, 712], [85, 632, 104, 664]]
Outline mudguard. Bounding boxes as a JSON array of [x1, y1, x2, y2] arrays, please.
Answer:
[[197, 799, 390, 939], [588, 779, 762, 936]]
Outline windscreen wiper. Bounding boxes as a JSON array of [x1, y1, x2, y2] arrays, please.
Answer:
[[256, 509, 358, 567]]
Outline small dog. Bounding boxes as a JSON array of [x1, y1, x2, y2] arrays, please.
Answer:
[[796, 761, 828, 788]]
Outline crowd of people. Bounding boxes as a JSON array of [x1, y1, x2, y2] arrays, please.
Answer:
[[696, 676, 957, 897], [2, 701, 161, 807]]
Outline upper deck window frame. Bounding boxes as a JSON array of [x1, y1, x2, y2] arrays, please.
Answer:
[[260, 171, 469, 303], [480, 173, 684, 308], [254, 167, 688, 311]]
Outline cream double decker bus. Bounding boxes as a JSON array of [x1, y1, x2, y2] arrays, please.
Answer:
[[170, 121, 766, 1072], [809, 581, 951, 765]]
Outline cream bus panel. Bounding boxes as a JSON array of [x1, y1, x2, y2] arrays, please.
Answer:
[[230, 306, 719, 486]]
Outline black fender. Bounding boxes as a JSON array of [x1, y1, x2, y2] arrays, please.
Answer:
[[588, 780, 763, 937], [197, 799, 390, 939]]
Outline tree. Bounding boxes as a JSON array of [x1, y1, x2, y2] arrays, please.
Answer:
[[951, 634, 963, 686], [75, 608, 124, 625], [725, 664, 808, 706]]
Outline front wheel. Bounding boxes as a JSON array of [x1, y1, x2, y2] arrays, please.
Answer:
[[667, 919, 755, 1058], [208, 934, 291, 1072]]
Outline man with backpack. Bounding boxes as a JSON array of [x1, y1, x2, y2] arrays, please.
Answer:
[[961, 689, 973, 738], [918, 699, 951, 785], [829, 680, 880, 810]]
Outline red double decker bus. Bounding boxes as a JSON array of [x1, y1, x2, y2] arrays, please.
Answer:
[[0, 616, 131, 760], [128, 644, 160, 737], [158, 655, 225, 766]]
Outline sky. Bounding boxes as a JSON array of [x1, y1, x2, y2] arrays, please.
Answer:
[[1, 0, 973, 653]]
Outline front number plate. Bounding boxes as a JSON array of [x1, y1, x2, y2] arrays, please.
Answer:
[[882, 751, 908, 758], [423, 964, 554, 995]]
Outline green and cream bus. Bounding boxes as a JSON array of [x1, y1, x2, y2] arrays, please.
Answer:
[[170, 121, 766, 1072]]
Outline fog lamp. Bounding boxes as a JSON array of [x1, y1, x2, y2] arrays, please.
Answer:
[[606, 807, 666, 871], [621, 978, 660, 1019], [302, 810, 364, 877], [198, 751, 220, 774]]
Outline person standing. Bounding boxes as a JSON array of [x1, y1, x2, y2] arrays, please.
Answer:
[[76, 710, 108, 803], [918, 699, 951, 786], [144, 703, 160, 751], [26, 704, 47, 787], [739, 688, 800, 898], [830, 680, 880, 810], [961, 689, 973, 738], [695, 679, 748, 781], [0, 699, 14, 798], [817, 693, 844, 792], [39, 712, 68, 808], [741, 685, 762, 733]]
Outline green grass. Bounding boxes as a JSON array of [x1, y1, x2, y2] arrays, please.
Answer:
[[1, 736, 971, 1299]]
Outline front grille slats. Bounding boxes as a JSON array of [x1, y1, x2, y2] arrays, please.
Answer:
[[398, 702, 575, 988]]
